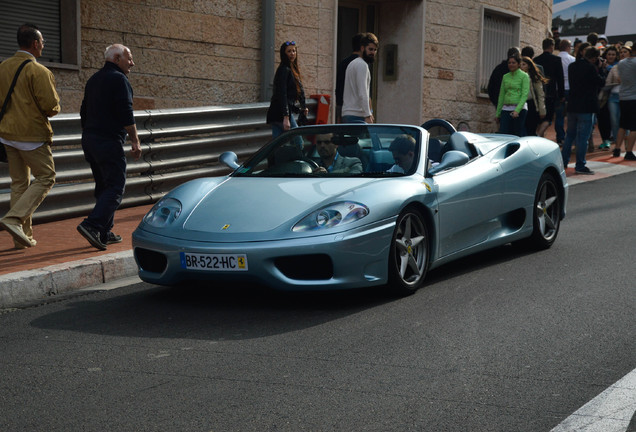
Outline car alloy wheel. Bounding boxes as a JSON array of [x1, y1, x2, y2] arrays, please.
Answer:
[[530, 172, 561, 249], [389, 208, 429, 295]]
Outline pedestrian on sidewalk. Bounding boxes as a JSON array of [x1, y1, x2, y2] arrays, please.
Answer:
[[520, 56, 548, 136], [335, 33, 364, 123], [608, 46, 631, 157], [495, 54, 529, 136], [614, 46, 636, 160], [342, 33, 379, 124], [561, 46, 605, 175], [77, 44, 141, 251], [534, 38, 565, 138], [266, 40, 309, 140], [555, 39, 575, 144], [0, 24, 60, 249]]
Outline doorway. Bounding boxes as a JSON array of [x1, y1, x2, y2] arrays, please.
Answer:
[[337, 1, 378, 115]]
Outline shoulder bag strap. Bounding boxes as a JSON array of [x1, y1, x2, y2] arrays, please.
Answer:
[[0, 59, 32, 120]]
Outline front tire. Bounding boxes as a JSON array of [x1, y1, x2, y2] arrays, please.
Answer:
[[526, 172, 562, 249], [388, 208, 429, 295]]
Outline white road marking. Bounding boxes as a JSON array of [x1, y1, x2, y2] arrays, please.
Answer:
[[551, 368, 636, 432]]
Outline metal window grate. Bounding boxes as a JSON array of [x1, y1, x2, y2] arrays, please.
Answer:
[[0, 0, 61, 63], [479, 12, 517, 95]]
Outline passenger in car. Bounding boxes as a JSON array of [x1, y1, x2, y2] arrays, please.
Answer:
[[313, 133, 362, 174], [387, 134, 416, 174]]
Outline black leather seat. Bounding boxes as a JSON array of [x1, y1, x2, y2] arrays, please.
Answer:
[[442, 133, 479, 159]]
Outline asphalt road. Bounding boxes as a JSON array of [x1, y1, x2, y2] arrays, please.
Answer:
[[1, 172, 635, 432]]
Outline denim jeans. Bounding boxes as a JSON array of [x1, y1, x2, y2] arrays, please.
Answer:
[[81, 133, 127, 239], [341, 115, 367, 124], [499, 110, 527, 136], [271, 114, 299, 138], [554, 91, 569, 142], [608, 93, 621, 142], [562, 112, 594, 170]]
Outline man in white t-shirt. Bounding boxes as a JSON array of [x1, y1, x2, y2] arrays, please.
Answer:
[[341, 33, 379, 124], [555, 39, 575, 144]]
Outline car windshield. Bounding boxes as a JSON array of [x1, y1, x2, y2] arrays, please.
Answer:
[[234, 125, 422, 178]]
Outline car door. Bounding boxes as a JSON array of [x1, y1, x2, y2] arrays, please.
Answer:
[[432, 156, 505, 258]]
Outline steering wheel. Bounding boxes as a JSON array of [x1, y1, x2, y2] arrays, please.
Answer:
[[299, 158, 320, 170]]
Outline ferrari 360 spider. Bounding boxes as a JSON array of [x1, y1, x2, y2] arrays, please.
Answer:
[[132, 121, 567, 295]]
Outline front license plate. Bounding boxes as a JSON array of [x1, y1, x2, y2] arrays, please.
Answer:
[[180, 252, 248, 271]]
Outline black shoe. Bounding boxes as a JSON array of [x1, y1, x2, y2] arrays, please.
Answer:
[[613, 148, 621, 158], [575, 166, 595, 175], [106, 232, 122, 244], [624, 152, 636, 161], [77, 223, 107, 251]]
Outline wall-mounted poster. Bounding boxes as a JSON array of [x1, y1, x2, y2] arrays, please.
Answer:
[[552, 0, 636, 44]]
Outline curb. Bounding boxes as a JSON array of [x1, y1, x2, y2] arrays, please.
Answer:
[[0, 250, 137, 309]]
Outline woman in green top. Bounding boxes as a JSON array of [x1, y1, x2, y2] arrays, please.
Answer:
[[496, 54, 530, 136]]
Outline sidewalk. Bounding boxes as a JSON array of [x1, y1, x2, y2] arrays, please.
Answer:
[[0, 204, 152, 308], [1, 127, 635, 308]]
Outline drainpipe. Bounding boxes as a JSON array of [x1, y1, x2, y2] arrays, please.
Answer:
[[260, 0, 275, 102]]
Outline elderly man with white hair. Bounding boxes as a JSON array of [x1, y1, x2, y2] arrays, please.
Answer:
[[77, 44, 142, 250]]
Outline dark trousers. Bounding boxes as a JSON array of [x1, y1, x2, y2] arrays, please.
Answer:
[[598, 102, 612, 141], [81, 133, 127, 240], [525, 100, 539, 136], [499, 109, 527, 136]]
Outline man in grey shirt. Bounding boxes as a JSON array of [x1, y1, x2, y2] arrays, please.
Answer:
[[615, 47, 636, 160]]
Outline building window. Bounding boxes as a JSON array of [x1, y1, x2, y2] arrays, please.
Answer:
[[0, 0, 79, 68], [478, 7, 520, 97]]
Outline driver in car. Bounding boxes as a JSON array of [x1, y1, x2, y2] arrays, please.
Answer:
[[387, 134, 416, 174], [313, 133, 363, 174]]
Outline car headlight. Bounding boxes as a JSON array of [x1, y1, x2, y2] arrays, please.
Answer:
[[143, 198, 182, 227], [293, 201, 369, 232]]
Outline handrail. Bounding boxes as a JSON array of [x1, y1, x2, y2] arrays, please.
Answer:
[[0, 99, 318, 223]]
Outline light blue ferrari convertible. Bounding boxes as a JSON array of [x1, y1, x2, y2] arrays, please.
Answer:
[[132, 121, 567, 295]]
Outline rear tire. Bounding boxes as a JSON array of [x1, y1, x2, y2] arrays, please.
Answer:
[[525, 172, 562, 249], [388, 208, 429, 295]]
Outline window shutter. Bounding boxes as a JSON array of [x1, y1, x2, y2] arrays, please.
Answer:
[[480, 12, 517, 94], [0, 0, 61, 63]]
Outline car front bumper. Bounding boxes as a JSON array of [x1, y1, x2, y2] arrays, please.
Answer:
[[132, 218, 396, 290]]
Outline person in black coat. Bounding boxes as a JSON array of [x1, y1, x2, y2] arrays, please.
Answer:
[[561, 46, 605, 174], [534, 38, 565, 136], [487, 47, 521, 106], [266, 41, 308, 138]]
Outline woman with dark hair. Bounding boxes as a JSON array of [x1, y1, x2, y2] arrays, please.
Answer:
[[496, 54, 530, 136], [575, 42, 591, 60], [520, 56, 549, 135], [266, 41, 309, 139]]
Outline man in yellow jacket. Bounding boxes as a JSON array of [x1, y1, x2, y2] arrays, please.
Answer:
[[0, 24, 60, 249]]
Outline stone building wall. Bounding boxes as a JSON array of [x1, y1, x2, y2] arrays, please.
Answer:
[[49, 0, 552, 133], [422, 0, 552, 132], [55, 0, 336, 113]]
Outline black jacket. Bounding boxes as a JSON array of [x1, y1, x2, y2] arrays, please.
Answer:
[[533, 52, 565, 99], [266, 64, 305, 124], [567, 58, 605, 114], [80, 62, 134, 143], [487, 60, 509, 106]]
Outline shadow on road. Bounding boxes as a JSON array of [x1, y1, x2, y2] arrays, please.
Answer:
[[30, 242, 538, 341]]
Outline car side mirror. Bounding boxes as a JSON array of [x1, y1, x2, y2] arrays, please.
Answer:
[[428, 150, 470, 175], [219, 151, 240, 170]]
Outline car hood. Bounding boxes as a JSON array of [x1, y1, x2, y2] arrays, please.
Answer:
[[178, 177, 378, 241]]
